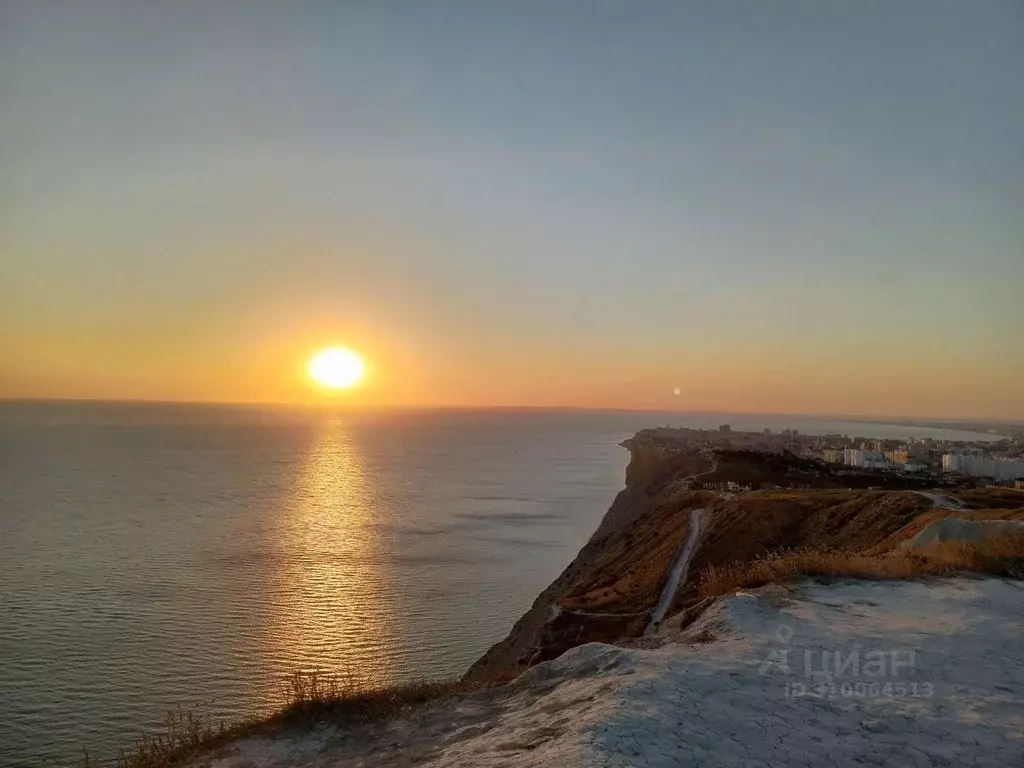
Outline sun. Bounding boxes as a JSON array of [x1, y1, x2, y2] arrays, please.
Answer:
[[307, 346, 366, 390]]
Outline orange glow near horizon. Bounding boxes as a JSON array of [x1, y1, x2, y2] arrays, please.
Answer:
[[1, 311, 1021, 419]]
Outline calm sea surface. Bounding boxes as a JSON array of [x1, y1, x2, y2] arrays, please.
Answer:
[[0, 402, 1001, 766]]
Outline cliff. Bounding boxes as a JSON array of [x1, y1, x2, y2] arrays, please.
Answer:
[[466, 429, 1023, 681], [464, 435, 712, 680]]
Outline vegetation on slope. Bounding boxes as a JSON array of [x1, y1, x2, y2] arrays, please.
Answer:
[[663, 490, 934, 614], [464, 447, 713, 680], [80, 670, 515, 768], [699, 534, 1024, 598], [496, 481, 1024, 672], [557, 490, 714, 612]]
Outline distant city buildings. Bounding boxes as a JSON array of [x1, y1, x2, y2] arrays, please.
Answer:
[[843, 449, 886, 469], [820, 446, 929, 471], [942, 454, 1024, 480], [942, 454, 968, 473], [632, 425, 1024, 484], [885, 450, 909, 465]]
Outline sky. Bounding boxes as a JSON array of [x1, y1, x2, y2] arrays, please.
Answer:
[[1, 1, 1022, 419]]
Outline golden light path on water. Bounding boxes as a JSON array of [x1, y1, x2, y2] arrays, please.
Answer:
[[261, 420, 398, 699]]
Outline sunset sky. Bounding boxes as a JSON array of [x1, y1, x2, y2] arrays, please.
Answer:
[[2, 2, 1021, 419]]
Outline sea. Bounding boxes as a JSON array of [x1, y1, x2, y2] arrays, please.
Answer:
[[0, 401, 1002, 767]]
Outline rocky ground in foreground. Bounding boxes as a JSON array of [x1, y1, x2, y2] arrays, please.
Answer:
[[197, 578, 1024, 767]]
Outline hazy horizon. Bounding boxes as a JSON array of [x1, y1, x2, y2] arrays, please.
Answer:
[[2, 2, 1021, 418], [3, 396, 1021, 427]]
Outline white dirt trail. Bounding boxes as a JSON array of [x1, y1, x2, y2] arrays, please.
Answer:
[[643, 507, 702, 635], [914, 490, 966, 511], [639, 451, 717, 636]]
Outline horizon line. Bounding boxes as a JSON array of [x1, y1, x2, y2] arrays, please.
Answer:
[[1, 396, 1021, 426]]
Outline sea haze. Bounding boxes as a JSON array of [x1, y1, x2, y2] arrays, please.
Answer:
[[0, 402, 1000, 766]]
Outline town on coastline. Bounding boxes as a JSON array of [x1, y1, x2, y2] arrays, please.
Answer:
[[634, 425, 1024, 490]]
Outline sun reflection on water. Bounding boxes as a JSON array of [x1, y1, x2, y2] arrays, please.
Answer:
[[261, 419, 398, 698]]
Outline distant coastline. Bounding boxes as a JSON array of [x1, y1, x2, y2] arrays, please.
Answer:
[[0, 399, 1009, 445], [839, 416, 1023, 440]]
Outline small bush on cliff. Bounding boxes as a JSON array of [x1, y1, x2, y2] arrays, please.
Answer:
[[79, 669, 517, 768], [281, 670, 476, 723], [74, 707, 247, 768], [699, 534, 1024, 598]]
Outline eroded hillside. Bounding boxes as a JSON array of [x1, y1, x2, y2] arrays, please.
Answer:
[[466, 431, 1024, 681]]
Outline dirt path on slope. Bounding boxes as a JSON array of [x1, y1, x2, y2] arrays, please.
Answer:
[[914, 490, 966, 511], [643, 507, 702, 635]]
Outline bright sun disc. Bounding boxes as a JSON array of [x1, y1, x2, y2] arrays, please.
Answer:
[[307, 346, 366, 389]]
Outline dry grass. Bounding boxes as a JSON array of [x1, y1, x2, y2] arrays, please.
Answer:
[[699, 534, 1024, 599], [280, 670, 490, 723], [558, 490, 940, 619], [74, 708, 245, 768], [81, 707, 250, 768], [78, 669, 517, 768]]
